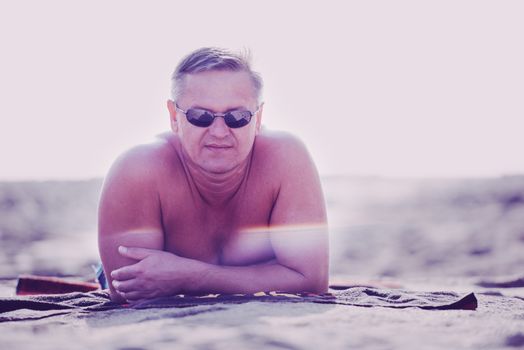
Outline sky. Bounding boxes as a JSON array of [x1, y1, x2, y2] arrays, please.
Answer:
[[0, 0, 522, 180]]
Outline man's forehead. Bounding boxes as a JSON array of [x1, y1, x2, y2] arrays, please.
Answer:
[[182, 70, 255, 90], [178, 70, 258, 110]]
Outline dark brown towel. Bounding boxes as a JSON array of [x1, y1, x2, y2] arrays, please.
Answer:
[[476, 276, 524, 288], [0, 287, 477, 323]]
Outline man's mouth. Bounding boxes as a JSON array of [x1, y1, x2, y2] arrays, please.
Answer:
[[205, 144, 233, 150]]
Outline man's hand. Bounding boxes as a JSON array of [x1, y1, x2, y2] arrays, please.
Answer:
[[111, 246, 200, 303]]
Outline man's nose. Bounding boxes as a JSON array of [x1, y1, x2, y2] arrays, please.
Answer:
[[208, 117, 230, 137]]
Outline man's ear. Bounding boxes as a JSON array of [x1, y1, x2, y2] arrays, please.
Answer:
[[255, 103, 264, 135], [167, 100, 179, 133]]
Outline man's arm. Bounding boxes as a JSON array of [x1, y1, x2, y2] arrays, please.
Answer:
[[98, 146, 165, 302], [111, 134, 328, 299]]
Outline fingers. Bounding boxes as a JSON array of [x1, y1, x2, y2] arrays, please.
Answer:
[[111, 265, 139, 281], [112, 278, 138, 293], [117, 246, 157, 260], [121, 291, 151, 302], [112, 279, 151, 302]]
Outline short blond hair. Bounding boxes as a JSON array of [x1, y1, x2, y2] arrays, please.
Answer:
[[170, 47, 263, 104]]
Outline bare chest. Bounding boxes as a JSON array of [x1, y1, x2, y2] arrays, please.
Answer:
[[159, 183, 276, 266]]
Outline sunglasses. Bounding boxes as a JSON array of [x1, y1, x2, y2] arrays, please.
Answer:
[[175, 104, 259, 128]]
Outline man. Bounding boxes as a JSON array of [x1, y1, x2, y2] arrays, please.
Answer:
[[98, 47, 328, 303]]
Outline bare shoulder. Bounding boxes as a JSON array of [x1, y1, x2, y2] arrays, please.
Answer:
[[100, 133, 181, 210], [254, 129, 315, 174], [106, 132, 178, 183], [99, 133, 177, 235], [256, 129, 308, 150]]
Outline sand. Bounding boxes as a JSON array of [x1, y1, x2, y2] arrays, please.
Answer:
[[0, 283, 523, 349], [1, 176, 524, 349]]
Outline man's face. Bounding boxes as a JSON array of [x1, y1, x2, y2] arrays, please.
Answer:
[[168, 70, 262, 174]]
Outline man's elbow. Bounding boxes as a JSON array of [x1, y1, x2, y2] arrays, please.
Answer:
[[294, 264, 328, 294], [303, 255, 329, 294], [281, 258, 329, 294], [304, 272, 329, 294]]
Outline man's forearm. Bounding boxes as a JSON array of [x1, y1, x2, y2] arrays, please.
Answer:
[[186, 260, 327, 295], [110, 245, 329, 302]]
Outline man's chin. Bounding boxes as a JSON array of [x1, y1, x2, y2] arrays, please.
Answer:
[[199, 160, 238, 174]]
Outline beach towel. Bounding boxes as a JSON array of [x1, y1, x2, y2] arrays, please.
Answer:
[[0, 287, 477, 323], [476, 276, 524, 288]]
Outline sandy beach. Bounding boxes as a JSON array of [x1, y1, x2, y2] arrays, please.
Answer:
[[1, 176, 523, 349]]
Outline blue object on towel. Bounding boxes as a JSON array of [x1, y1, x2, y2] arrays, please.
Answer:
[[92, 263, 108, 289]]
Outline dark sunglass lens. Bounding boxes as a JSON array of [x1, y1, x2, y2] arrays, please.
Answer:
[[224, 111, 252, 128], [186, 109, 214, 127]]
